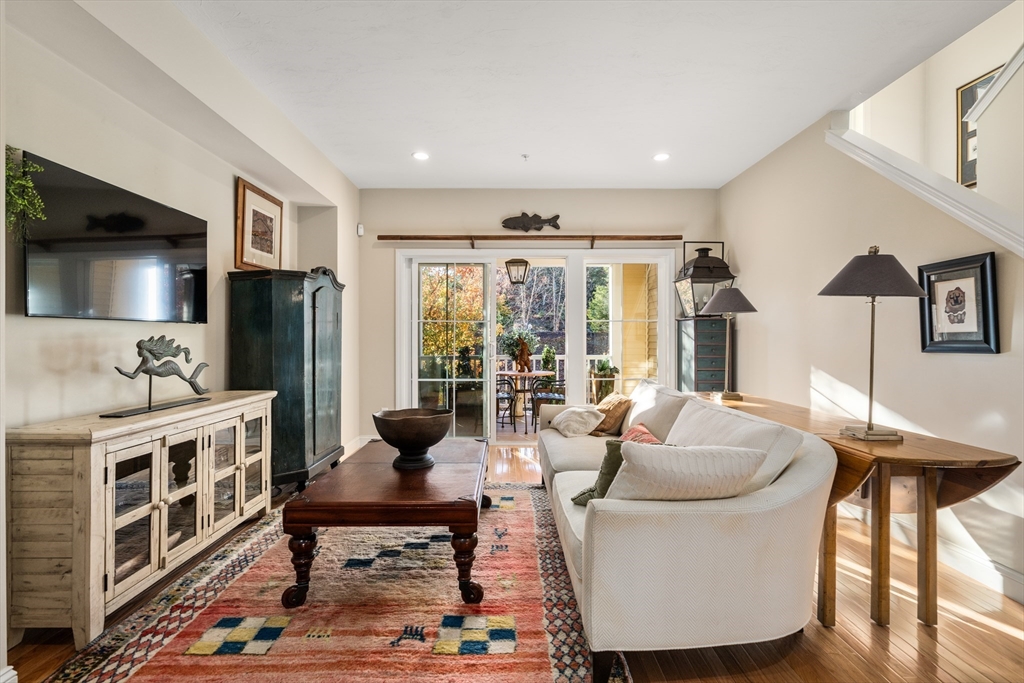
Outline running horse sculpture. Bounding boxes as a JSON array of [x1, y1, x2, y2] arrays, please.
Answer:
[[105, 335, 211, 417]]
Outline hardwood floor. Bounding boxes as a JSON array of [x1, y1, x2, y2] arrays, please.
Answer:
[[9, 445, 1023, 683], [493, 415, 539, 444]]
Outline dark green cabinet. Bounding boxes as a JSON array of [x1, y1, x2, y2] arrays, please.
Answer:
[[677, 317, 730, 392], [228, 267, 344, 488]]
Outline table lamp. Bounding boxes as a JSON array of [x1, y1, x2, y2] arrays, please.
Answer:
[[818, 246, 925, 441], [700, 287, 757, 401]]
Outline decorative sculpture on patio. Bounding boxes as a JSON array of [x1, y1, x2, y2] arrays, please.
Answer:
[[116, 335, 210, 395], [515, 338, 532, 373]]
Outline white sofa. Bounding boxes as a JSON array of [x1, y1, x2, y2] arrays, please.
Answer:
[[536, 383, 837, 681]]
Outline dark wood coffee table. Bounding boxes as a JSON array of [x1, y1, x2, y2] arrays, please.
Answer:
[[280, 438, 490, 608]]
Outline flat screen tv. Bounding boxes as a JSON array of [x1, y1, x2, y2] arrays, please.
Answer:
[[23, 152, 208, 323]]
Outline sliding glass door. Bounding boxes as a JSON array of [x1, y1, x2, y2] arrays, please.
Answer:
[[416, 263, 488, 437]]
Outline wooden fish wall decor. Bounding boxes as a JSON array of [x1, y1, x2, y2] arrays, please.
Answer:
[[501, 213, 560, 233]]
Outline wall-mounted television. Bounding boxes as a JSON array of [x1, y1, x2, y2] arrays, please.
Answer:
[[23, 152, 208, 324]]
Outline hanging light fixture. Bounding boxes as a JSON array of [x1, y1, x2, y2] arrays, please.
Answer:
[[505, 258, 530, 285], [674, 242, 736, 317]]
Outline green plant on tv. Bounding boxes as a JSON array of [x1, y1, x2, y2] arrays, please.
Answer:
[[5, 146, 45, 245]]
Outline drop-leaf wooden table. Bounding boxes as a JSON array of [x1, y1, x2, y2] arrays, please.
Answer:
[[706, 394, 1019, 628]]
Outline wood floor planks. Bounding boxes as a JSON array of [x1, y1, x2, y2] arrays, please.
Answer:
[[7, 445, 1023, 683]]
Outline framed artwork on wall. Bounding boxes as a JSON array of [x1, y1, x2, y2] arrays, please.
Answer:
[[918, 252, 999, 354], [235, 177, 283, 270], [956, 66, 1001, 187]]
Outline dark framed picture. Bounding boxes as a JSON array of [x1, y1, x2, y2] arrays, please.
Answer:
[[919, 252, 998, 354], [235, 177, 283, 270], [957, 66, 1001, 187]]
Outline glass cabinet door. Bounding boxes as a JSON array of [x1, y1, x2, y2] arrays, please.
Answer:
[[241, 410, 268, 515], [107, 441, 160, 599], [162, 429, 202, 564], [209, 418, 241, 533]]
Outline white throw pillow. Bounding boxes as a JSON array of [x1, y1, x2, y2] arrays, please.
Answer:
[[622, 380, 691, 442], [605, 441, 767, 501], [665, 398, 803, 495], [551, 406, 605, 438]]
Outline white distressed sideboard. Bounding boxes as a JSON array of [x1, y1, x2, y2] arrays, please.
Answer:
[[6, 390, 275, 649]]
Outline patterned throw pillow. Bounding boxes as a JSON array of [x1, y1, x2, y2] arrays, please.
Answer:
[[589, 392, 633, 436], [620, 423, 662, 445]]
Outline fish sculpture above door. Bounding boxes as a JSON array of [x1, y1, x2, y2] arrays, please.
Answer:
[[501, 213, 560, 233]]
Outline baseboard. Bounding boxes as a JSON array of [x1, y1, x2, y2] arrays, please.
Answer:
[[0, 665, 18, 683], [838, 503, 1024, 604]]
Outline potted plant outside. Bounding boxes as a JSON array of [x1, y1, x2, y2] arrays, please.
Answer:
[[541, 345, 557, 374], [590, 358, 619, 403]]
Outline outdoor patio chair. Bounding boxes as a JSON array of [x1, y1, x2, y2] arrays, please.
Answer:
[[531, 377, 566, 433]]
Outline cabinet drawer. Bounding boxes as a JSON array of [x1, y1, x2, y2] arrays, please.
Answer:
[[695, 381, 725, 392], [698, 331, 727, 345], [696, 357, 726, 369], [696, 344, 725, 357], [695, 318, 727, 331], [696, 370, 725, 381]]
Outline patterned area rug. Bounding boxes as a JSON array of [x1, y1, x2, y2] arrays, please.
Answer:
[[49, 484, 628, 682]]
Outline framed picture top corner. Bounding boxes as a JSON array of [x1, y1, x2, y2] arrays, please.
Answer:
[[235, 177, 284, 271]]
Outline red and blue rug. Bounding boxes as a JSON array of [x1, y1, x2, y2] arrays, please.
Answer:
[[49, 484, 628, 682]]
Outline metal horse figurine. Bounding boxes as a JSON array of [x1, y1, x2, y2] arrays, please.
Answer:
[[116, 335, 210, 396]]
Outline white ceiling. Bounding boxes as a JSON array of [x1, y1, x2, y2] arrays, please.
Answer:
[[174, 1, 1009, 189]]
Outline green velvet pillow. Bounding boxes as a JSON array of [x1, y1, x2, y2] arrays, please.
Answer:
[[572, 440, 625, 506]]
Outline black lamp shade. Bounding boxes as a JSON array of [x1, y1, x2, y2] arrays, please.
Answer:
[[701, 287, 758, 315], [505, 258, 530, 285], [819, 248, 926, 298]]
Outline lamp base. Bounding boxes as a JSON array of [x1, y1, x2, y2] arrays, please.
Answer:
[[716, 391, 744, 401], [840, 425, 903, 442]]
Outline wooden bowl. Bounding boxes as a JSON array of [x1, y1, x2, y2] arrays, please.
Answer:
[[372, 408, 452, 469]]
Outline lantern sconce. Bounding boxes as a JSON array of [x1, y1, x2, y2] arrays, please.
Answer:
[[505, 258, 530, 285], [673, 242, 736, 317]]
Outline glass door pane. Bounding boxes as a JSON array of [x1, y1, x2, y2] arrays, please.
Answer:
[[214, 473, 236, 523], [164, 432, 201, 559], [110, 442, 158, 594], [210, 419, 241, 531], [585, 263, 659, 402], [416, 263, 487, 437], [495, 258, 566, 435]]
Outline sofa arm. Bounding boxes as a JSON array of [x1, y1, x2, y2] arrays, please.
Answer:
[[579, 453, 835, 652], [537, 403, 574, 430]]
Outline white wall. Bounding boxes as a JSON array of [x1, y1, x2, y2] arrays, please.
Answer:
[[358, 188, 718, 435], [4, 27, 273, 424], [855, 1, 1023, 187], [720, 113, 1024, 600], [3, 3, 362, 452], [977, 67, 1024, 217]]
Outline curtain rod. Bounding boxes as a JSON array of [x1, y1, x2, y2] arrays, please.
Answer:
[[375, 234, 683, 248]]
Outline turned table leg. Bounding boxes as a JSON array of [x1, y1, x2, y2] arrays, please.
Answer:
[[282, 531, 317, 608], [450, 525, 484, 603]]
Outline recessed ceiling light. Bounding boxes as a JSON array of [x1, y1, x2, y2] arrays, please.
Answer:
[[412, 151, 430, 161], [653, 153, 670, 162]]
